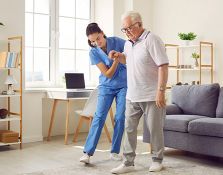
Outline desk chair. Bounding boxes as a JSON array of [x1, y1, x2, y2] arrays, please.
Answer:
[[73, 88, 114, 143]]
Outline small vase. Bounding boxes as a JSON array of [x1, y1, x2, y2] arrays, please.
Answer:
[[194, 58, 199, 68]]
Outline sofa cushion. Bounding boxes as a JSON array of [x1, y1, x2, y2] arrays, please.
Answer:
[[171, 83, 220, 117], [216, 87, 223, 118], [164, 115, 206, 132], [166, 104, 183, 115], [188, 118, 223, 137]]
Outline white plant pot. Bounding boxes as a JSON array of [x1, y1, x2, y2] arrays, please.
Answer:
[[184, 40, 190, 46]]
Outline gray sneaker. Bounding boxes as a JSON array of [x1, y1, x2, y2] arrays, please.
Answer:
[[149, 162, 163, 172], [111, 164, 134, 174]]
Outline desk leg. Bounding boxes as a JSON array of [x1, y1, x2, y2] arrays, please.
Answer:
[[148, 143, 151, 154], [109, 108, 114, 128], [65, 100, 70, 145], [47, 99, 58, 141], [104, 123, 112, 143]]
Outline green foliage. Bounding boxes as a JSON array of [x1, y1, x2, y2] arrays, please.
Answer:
[[178, 32, 197, 40], [0, 22, 4, 26], [191, 52, 200, 59]]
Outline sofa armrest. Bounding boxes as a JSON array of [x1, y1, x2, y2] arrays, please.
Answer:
[[166, 104, 183, 115]]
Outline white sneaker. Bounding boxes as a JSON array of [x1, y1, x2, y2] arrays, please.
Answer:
[[149, 162, 163, 172], [80, 154, 90, 164], [110, 153, 123, 161], [111, 164, 134, 174]]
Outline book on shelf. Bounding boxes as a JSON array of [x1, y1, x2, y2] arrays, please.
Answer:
[[0, 51, 19, 68], [0, 52, 7, 68]]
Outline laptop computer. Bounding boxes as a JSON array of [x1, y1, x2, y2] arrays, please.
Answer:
[[65, 73, 86, 89], [65, 73, 93, 97]]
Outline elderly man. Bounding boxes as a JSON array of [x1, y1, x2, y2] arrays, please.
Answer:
[[110, 11, 169, 174]]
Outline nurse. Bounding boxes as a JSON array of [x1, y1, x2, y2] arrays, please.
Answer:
[[80, 23, 127, 164]]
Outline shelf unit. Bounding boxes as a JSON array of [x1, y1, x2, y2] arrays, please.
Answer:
[[165, 41, 213, 88], [0, 36, 23, 149]]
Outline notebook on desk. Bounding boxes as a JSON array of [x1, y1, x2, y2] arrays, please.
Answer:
[[64, 73, 93, 98]]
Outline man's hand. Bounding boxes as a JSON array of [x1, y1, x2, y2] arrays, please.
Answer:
[[155, 91, 166, 108], [109, 50, 120, 60]]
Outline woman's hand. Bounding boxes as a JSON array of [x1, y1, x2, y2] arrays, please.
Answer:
[[108, 50, 126, 64]]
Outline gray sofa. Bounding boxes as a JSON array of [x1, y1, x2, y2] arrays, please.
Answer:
[[143, 83, 223, 158]]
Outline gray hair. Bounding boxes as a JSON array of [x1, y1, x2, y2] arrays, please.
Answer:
[[121, 11, 142, 23]]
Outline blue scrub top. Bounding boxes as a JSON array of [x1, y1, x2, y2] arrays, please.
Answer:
[[89, 37, 127, 93]]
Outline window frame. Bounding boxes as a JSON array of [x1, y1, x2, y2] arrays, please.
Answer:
[[25, 0, 95, 88]]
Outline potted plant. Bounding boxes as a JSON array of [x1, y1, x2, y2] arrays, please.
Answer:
[[191, 52, 200, 67], [178, 32, 197, 45]]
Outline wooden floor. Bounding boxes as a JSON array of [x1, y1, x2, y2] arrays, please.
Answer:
[[0, 133, 222, 175]]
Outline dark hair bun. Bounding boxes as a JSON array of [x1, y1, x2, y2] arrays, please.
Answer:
[[86, 22, 102, 36], [87, 23, 98, 27]]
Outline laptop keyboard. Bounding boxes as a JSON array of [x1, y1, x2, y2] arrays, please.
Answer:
[[66, 91, 91, 98]]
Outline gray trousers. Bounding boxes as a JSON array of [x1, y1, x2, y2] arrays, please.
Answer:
[[123, 100, 165, 166]]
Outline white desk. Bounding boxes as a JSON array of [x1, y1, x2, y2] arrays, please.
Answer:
[[46, 89, 114, 145], [47, 89, 92, 144]]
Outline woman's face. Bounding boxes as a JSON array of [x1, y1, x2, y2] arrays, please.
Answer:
[[88, 32, 106, 48]]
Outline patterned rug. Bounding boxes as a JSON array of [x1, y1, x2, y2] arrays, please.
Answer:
[[20, 153, 223, 175]]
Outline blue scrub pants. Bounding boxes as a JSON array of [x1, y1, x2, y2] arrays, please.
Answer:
[[83, 87, 127, 156]]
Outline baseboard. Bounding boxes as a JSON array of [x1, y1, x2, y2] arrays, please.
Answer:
[[22, 135, 43, 143]]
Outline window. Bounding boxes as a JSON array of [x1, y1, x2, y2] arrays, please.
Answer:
[[25, 0, 97, 88]]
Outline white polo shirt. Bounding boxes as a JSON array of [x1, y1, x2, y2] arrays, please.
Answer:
[[124, 30, 169, 102]]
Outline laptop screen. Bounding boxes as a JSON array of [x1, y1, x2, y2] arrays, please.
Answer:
[[65, 73, 85, 89]]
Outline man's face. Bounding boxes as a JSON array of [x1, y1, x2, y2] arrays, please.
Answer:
[[121, 16, 142, 42]]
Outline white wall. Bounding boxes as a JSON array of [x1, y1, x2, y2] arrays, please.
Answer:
[[22, 92, 44, 142], [0, 0, 24, 46], [113, 0, 125, 38], [150, 0, 223, 85], [132, 0, 153, 31], [94, 0, 114, 36]]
